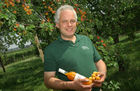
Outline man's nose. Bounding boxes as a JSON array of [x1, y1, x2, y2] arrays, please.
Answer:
[[67, 21, 72, 26]]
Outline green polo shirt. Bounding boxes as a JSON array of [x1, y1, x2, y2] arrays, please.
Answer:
[[44, 34, 102, 91]]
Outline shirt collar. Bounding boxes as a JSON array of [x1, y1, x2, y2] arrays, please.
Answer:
[[58, 34, 80, 43]]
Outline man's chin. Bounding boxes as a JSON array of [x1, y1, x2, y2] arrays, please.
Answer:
[[66, 34, 74, 38], [61, 34, 75, 38]]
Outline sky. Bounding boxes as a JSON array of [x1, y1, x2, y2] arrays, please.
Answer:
[[8, 42, 31, 49]]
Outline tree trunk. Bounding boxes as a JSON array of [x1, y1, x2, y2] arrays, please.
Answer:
[[118, 60, 125, 72], [0, 57, 6, 72], [113, 34, 119, 44], [34, 34, 44, 62]]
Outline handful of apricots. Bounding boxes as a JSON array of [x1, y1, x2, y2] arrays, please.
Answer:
[[83, 72, 101, 85]]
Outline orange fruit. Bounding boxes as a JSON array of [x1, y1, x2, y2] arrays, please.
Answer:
[[101, 40, 104, 43], [92, 73, 96, 77], [41, 19, 45, 24], [74, 4, 79, 7], [56, 0, 60, 2], [44, 6, 47, 8], [13, 11, 17, 14], [89, 77, 92, 80], [65, 72, 76, 80], [52, 11, 56, 14], [16, 0, 20, 3], [22, 4, 25, 7], [45, 12, 48, 15], [92, 77, 96, 82], [15, 23, 19, 27], [26, 5, 30, 9], [13, 28, 17, 31], [24, 7, 28, 11], [103, 43, 106, 47], [82, 78, 92, 85], [95, 76, 100, 80]]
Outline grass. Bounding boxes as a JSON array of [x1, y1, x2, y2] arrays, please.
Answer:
[[0, 32, 140, 91], [0, 56, 52, 91]]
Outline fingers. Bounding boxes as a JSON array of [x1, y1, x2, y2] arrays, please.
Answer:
[[78, 79, 93, 89], [94, 79, 103, 83], [92, 73, 105, 87], [92, 82, 102, 87], [73, 79, 93, 91], [79, 78, 90, 84], [93, 79, 103, 87], [75, 78, 104, 89], [94, 73, 105, 83]]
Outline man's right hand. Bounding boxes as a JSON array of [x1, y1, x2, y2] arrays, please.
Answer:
[[71, 79, 93, 91]]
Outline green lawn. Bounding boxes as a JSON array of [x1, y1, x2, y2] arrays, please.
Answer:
[[0, 32, 140, 91], [0, 56, 52, 91]]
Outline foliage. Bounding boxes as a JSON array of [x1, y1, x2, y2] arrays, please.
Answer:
[[92, 35, 116, 67], [77, 0, 139, 43], [113, 43, 130, 71], [93, 35, 131, 72], [103, 80, 121, 91]]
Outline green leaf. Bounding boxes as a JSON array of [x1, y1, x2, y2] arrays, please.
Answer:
[[0, 13, 9, 20], [95, 18, 103, 29], [19, 24, 25, 30], [26, 24, 35, 31], [89, 34, 93, 40]]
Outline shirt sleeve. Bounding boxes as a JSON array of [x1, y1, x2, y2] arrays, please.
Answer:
[[85, 36, 102, 62], [44, 47, 57, 72], [92, 45, 102, 62]]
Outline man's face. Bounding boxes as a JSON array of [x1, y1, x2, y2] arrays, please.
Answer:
[[56, 9, 77, 38]]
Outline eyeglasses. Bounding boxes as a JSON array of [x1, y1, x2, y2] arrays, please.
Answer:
[[61, 19, 76, 25]]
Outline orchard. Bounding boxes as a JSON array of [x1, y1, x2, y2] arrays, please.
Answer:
[[0, 0, 140, 90]]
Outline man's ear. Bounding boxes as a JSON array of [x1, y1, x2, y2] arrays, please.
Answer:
[[56, 23, 59, 28]]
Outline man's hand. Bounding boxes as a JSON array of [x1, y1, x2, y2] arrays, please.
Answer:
[[71, 79, 93, 91], [94, 59, 107, 87], [92, 72, 106, 87]]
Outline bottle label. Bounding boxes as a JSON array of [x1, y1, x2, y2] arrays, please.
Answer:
[[74, 73, 86, 80]]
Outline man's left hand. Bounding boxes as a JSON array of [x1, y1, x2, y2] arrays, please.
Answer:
[[92, 72, 106, 87]]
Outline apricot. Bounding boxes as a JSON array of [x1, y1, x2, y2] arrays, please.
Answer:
[[82, 78, 92, 85], [95, 76, 100, 80]]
